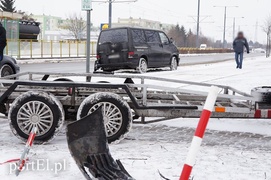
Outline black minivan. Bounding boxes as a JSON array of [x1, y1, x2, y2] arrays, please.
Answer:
[[95, 27, 179, 73]]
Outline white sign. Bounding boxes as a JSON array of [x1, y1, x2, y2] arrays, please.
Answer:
[[82, 0, 92, 11]]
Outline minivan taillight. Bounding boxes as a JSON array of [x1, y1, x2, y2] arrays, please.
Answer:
[[128, 51, 135, 58], [96, 55, 101, 59]]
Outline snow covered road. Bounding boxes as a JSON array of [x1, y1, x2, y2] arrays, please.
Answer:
[[1, 55, 271, 180]]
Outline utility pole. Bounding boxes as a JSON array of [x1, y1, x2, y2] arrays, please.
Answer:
[[223, 6, 227, 49], [214, 6, 238, 48], [93, 0, 137, 28], [109, 0, 112, 28], [196, 0, 200, 48]]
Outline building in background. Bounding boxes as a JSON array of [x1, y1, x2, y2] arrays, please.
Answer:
[[112, 17, 173, 32], [32, 14, 70, 40]]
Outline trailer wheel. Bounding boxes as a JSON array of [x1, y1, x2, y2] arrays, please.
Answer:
[[77, 92, 132, 143], [8, 91, 65, 144]]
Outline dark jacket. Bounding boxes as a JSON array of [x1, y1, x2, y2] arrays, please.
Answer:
[[0, 24, 6, 55], [233, 38, 249, 53]]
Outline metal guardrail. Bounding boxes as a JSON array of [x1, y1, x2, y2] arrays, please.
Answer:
[[0, 71, 254, 101], [5, 39, 97, 59]]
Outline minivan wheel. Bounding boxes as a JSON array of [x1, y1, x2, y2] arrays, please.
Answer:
[[138, 58, 148, 74], [170, 56, 178, 71]]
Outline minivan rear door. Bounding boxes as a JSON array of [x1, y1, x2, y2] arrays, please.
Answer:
[[97, 28, 129, 64], [145, 30, 164, 67]]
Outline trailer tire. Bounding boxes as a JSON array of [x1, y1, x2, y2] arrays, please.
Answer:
[[251, 86, 271, 103], [77, 92, 132, 143], [8, 91, 65, 144]]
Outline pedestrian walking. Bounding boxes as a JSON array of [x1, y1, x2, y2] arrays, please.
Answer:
[[233, 32, 249, 69], [0, 22, 6, 61]]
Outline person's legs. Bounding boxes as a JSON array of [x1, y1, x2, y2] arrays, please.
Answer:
[[235, 52, 240, 68], [239, 52, 244, 69]]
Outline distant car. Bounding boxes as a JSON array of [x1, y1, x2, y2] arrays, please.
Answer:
[[0, 55, 20, 77], [95, 27, 180, 73], [199, 44, 207, 50], [254, 48, 266, 54]]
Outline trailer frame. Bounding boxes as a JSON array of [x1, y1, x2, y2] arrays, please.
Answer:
[[0, 71, 270, 143]]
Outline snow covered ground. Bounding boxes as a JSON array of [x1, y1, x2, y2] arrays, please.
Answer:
[[1, 55, 271, 180]]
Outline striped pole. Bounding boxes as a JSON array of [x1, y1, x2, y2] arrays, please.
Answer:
[[15, 127, 37, 176], [180, 86, 220, 180]]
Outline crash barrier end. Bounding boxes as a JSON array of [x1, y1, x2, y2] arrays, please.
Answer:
[[180, 86, 220, 180]]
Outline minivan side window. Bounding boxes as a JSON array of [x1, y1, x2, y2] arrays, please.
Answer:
[[132, 29, 146, 44], [145, 30, 161, 43], [159, 32, 169, 44]]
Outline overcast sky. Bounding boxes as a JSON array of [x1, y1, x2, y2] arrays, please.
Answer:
[[15, 0, 271, 43]]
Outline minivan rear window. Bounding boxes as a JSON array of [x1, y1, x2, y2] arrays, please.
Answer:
[[99, 29, 128, 44]]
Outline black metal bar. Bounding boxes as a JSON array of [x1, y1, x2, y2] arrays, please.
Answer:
[[41, 74, 50, 81]]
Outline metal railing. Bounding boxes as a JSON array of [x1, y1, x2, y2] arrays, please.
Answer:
[[6, 39, 97, 59]]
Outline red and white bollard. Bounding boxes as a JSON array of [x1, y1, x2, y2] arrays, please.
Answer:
[[180, 86, 220, 180], [16, 127, 37, 176]]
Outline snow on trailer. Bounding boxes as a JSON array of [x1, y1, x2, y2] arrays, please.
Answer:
[[0, 71, 270, 144]]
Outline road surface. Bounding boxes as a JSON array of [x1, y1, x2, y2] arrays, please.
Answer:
[[19, 53, 264, 73]]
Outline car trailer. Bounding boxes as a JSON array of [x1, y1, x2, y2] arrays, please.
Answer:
[[0, 72, 270, 144]]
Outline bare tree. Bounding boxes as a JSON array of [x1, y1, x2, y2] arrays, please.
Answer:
[[62, 13, 87, 40], [263, 15, 271, 58]]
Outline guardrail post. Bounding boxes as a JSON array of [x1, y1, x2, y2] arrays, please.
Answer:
[[69, 41, 71, 57], [50, 40, 53, 58], [91, 41, 94, 57], [29, 74, 33, 80], [30, 40, 33, 59], [41, 40, 43, 58], [77, 41, 79, 57], [60, 41, 62, 58], [18, 40, 20, 59], [85, 41, 87, 56], [142, 87, 147, 106], [224, 88, 228, 94]]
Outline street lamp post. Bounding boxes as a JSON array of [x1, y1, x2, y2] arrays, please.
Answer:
[[214, 6, 238, 48], [196, 0, 200, 48], [93, 0, 137, 29], [232, 17, 244, 40]]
